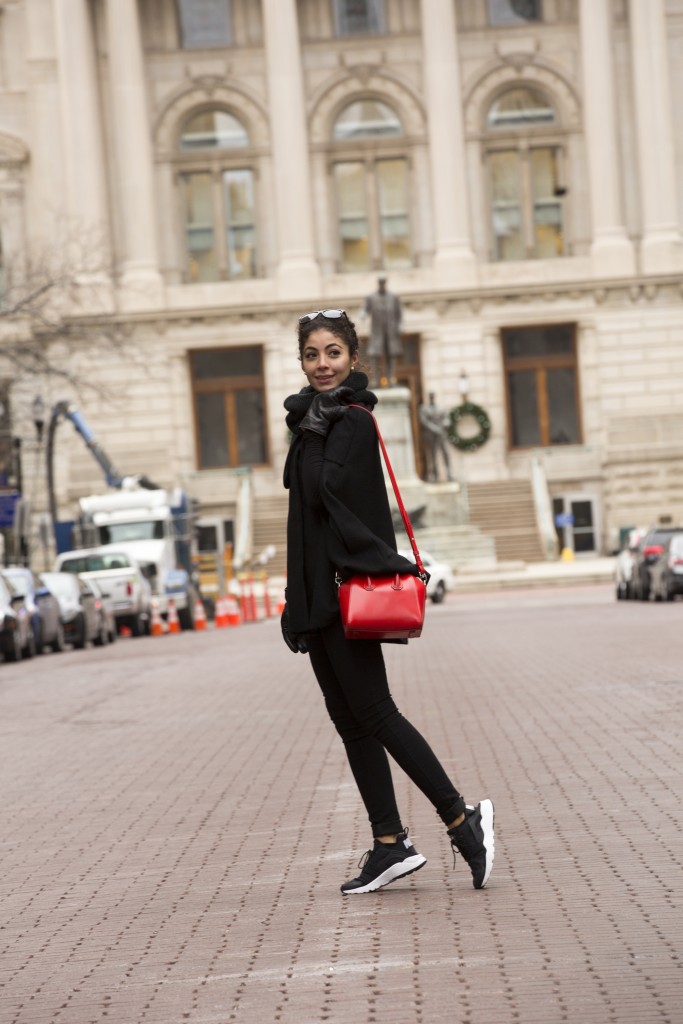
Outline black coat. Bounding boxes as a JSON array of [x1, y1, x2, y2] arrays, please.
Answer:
[[283, 405, 418, 635]]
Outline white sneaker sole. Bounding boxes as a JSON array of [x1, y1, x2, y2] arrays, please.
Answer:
[[479, 799, 495, 888], [342, 854, 427, 895]]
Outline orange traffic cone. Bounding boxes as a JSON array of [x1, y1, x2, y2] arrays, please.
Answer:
[[150, 600, 164, 637], [225, 595, 242, 627], [167, 599, 181, 634], [194, 597, 207, 631], [214, 597, 226, 628]]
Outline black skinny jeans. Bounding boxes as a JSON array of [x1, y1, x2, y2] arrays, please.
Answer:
[[307, 615, 466, 837]]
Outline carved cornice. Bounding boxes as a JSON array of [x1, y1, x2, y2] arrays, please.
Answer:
[[64, 273, 683, 331]]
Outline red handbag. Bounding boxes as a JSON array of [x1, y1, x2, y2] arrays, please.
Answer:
[[337, 406, 428, 640]]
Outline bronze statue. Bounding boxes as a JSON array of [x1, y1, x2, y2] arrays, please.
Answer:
[[419, 392, 453, 482], [362, 276, 403, 385]]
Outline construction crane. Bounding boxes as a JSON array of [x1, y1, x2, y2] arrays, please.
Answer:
[[46, 400, 160, 528]]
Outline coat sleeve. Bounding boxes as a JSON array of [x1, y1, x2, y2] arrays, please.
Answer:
[[319, 408, 419, 581]]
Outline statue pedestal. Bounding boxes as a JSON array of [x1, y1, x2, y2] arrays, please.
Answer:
[[373, 387, 418, 483], [373, 386, 468, 527]]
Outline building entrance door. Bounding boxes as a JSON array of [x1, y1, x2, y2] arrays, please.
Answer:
[[553, 495, 599, 555]]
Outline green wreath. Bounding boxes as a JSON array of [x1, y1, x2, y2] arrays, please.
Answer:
[[448, 402, 491, 452]]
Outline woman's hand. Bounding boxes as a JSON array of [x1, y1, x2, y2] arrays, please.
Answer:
[[299, 386, 355, 436], [281, 603, 309, 654]]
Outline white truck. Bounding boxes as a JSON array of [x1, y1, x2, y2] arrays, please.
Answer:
[[54, 545, 153, 637], [77, 488, 198, 630]]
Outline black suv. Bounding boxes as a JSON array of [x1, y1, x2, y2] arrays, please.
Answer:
[[632, 527, 683, 601]]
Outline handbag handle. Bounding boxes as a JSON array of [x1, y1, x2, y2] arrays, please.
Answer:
[[348, 404, 427, 579]]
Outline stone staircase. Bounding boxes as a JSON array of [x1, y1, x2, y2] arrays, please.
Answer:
[[252, 494, 289, 576], [411, 524, 496, 570], [251, 480, 546, 576], [466, 480, 546, 563]]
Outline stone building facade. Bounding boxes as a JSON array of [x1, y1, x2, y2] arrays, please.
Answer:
[[1, 0, 682, 562]]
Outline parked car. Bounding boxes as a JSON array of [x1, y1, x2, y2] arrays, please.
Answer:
[[631, 526, 683, 601], [649, 533, 683, 602], [88, 578, 117, 644], [2, 566, 65, 653], [40, 572, 105, 649], [0, 574, 35, 661], [53, 548, 152, 636], [614, 528, 646, 600], [398, 548, 454, 604]]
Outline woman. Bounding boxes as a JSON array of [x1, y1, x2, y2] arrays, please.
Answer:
[[282, 309, 494, 895]]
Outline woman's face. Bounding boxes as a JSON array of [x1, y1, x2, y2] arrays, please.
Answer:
[[301, 328, 356, 393]]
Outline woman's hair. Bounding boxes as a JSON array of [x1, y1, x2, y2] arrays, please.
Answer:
[[297, 311, 360, 362]]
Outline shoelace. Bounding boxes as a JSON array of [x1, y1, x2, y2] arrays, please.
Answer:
[[357, 848, 372, 870], [357, 827, 412, 869]]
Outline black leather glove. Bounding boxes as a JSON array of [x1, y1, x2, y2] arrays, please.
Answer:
[[281, 603, 308, 654], [299, 386, 355, 436]]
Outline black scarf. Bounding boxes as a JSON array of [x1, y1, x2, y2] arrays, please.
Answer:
[[284, 370, 377, 435]]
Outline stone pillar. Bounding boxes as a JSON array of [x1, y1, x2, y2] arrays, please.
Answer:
[[578, 0, 635, 277], [420, 0, 477, 288], [262, 0, 320, 299], [105, 0, 164, 303], [53, 0, 109, 253], [629, 0, 683, 273]]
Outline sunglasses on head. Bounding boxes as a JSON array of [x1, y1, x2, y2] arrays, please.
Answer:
[[298, 309, 347, 324]]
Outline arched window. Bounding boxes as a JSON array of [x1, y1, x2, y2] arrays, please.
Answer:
[[331, 99, 411, 272], [485, 86, 565, 261], [176, 108, 257, 282]]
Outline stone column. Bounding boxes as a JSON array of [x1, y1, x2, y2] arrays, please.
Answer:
[[262, 0, 320, 299], [105, 0, 164, 303], [420, 0, 477, 288], [578, 0, 635, 277], [53, 0, 109, 255], [629, 0, 683, 273]]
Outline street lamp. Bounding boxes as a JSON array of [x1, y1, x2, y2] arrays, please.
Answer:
[[32, 395, 46, 443]]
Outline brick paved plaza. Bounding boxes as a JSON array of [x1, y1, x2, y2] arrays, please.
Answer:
[[1, 584, 681, 1024]]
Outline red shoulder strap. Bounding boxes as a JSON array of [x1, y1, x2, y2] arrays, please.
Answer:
[[348, 404, 426, 577]]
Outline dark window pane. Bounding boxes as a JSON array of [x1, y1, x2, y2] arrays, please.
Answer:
[[571, 501, 593, 530], [192, 348, 261, 379], [488, 0, 542, 26], [504, 324, 573, 359], [197, 392, 229, 467], [235, 390, 266, 464], [177, 0, 231, 49], [334, 0, 385, 36], [197, 524, 218, 551], [574, 531, 595, 553], [547, 367, 579, 444], [572, 501, 596, 553], [509, 370, 540, 446]]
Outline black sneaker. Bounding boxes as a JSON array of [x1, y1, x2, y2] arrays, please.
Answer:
[[341, 829, 427, 895], [448, 799, 495, 889]]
